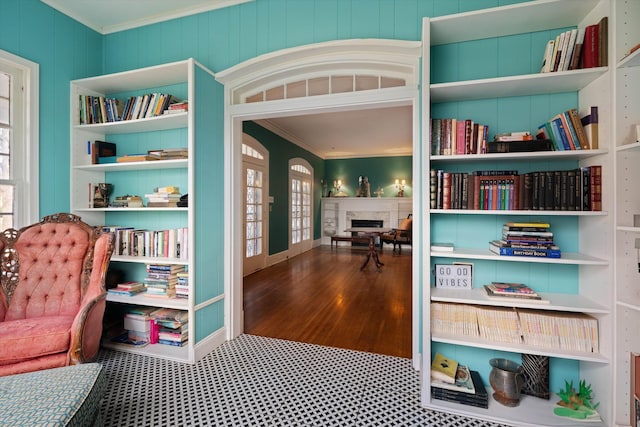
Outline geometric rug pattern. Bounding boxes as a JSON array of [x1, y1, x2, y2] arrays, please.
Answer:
[[97, 334, 508, 426]]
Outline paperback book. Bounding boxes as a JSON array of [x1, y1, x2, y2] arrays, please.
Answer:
[[431, 364, 475, 394]]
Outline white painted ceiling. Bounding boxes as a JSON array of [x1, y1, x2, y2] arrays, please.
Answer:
[[41, 0, 414, 160]]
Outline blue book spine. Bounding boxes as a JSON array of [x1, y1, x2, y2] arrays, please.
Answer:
[[551, 118, 572, 150], [496, 246, 561, 258]]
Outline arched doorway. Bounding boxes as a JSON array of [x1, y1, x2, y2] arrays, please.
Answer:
[[217, 39, 422, 368]]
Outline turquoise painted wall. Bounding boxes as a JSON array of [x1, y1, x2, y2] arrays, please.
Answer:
[[0, 0, 103, 218]]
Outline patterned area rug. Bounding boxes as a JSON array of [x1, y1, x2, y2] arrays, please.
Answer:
[[97, 334, 506, 426]]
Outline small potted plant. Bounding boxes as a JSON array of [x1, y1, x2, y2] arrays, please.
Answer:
[[554, 379, 600, 421]]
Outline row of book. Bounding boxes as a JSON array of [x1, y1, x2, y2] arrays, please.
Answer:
[[430, 118, 489, 156], [537, 107, 599, 151], [78, 93, 180, 125], [429, 166, 602, 211], [430, 301, 599, 353], [430, 352, 488, 408], [103, 226, 188, 259], [540, 17, 608, 73], [110, 306, 189, 347], [490, 222, 560, 259]]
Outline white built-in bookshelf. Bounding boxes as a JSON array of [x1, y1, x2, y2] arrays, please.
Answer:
[[422, 0, 614, 426], [70, 58, 224, 364], [614, 0, 640, 425]]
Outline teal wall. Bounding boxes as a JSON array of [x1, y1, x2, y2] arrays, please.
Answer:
[[325, 156, 412, 198], [0, 0, 103, 217]]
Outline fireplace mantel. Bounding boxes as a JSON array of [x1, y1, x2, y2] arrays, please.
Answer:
[[320, 197, 412, 245]]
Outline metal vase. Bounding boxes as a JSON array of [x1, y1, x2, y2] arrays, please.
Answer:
[[489, 358, 526, 407]]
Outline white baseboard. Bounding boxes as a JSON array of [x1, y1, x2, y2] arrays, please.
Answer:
[[194, 327, 226, 362]]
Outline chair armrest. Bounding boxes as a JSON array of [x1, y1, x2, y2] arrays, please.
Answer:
[[69, 294, 106, 364]]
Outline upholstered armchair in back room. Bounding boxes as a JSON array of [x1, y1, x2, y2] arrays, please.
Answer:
[[380, 214, 413, 253], [0, 213, 114, 376]]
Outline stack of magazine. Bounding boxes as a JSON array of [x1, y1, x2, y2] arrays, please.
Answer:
[[430, 352, 488, 408]]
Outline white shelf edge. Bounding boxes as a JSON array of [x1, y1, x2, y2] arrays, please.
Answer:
[[106, 293, 189, 309], [431, 288, 609, 314], [425, 390, 606, 427], [430, 248, 608, 265], [101, 340, 191, 363], [73, 112, 188, 134], [618, 48, 640, 69], [430, 68, 608, 103], [75, 207, 188, 212], [74, 159, 188, 171], [432, 333, 607, 363], [617, 226, 640, 233], [72, 59, 191, 93], [617, 301, 640, 313], [616, 141, 640, 153], [430, 209, 607, 217], [110, 255, 188, 265], [431, 149, 608, 162], [429, 0, 601, 46]]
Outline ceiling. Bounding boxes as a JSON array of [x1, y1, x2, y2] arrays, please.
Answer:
[[41, 0, 414, 160]]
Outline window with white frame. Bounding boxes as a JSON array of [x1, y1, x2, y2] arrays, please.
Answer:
[[0, 50, 39, 229]]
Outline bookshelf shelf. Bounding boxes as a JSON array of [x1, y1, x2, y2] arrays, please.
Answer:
[[430, 209, 607, 217], [74, 159, 188, 171], [429, 0, 601, 46], [431, 149, 608, 162], [618, 46, 640, 69], [431, 248, 608, 266], [71, 58, 223, 364], [110, 255, 188, 265], [423, 0, 614, 424], [432, 333, 607, 364], [101, 340, 189, 363], [106, 292, 189, 309], [75, 207, 188, 212], [73, 112, 187, 134], [425, 390, 606, 427], [431, 288, 609, 314], [430, 68, 607, 103]]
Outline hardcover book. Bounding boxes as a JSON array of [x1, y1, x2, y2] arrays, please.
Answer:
[[431, 370, 489, 409]]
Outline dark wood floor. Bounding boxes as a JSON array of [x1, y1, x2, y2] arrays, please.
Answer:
[[243, 244, 412, 358]]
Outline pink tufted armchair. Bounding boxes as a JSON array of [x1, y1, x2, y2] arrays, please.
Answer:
[[0, 213, 114, 376]]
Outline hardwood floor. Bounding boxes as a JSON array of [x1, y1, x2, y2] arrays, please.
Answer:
[[243, 244, 412, 358]]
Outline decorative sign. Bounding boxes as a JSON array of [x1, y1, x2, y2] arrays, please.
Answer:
[[434, 263, 473, 289]]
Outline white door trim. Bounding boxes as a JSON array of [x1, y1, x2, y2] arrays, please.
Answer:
[[219, 39, 422, 371]]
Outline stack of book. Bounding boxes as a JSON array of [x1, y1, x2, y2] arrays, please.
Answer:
[[144, 185, 182, 207], [490, 222, 561, 258], [107, 281, 146, 297], [175, 271, 189, 299], [146, 148, 188, 160], [153, 308, 189, 347], [144, 264, 185, 298], [430, 352, 488, 408], [483, 282, 549, 304], [111, 305, 161, 347], [163, 101, 188, 114], [488, 131, 552, 154], [430, 302, 480, 338]]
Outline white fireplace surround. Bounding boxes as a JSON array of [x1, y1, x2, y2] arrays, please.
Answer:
[[320, 197, 412, 245]]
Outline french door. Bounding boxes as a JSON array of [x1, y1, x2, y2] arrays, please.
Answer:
[[242, 136, 268, 276], [289, 159, 313, 257]]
